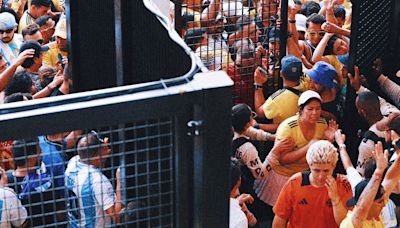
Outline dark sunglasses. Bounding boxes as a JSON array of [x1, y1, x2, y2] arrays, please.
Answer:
[[318, 31, 326, 37], [37, 39, 44, 44], [0, 28, 14, 34]]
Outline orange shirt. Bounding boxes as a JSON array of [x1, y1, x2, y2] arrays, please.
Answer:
[[273, 172, 353, 228]]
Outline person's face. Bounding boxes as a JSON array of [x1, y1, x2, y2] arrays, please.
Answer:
[[307, 22, 323, 46], [258, 0, 278, 20], [301, 100, 322, 123], [310, 163, 335, 187], [269, 41, 280, 57], [355, 97, 366, 120], [32, 6, 50, 18], [309, 79, 323, 92], [368, 187, 386, 218], [24, 31, 44, 44], [208, 19, 224, 34], [56, 36, 68, 51], [0, 58, 7, 74], [333, 39, 348, 55], [243, 23, 261, 44], [0, 27, 15, 43]]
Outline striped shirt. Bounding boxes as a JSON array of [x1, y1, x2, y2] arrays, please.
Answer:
[[65, 156, 116, 228], [0, 34, 23, 66]]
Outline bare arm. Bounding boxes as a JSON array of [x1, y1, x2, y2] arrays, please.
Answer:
[[272, 215, 287, 228], [311, 32, 334, 64], [32, 73, 63, 99], [254, 67, 268, 117], [335, 130, 353, 170], [378, 74, 400, 108], [279, 144, 309, 165], [382, 131, 400, 194], [0, 49, 35, 91], [200, 0, 220, 27], [351, 142, 388, 228], [325, 176, 348, 225]]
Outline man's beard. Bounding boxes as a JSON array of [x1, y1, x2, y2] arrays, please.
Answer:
[[1, 34, 14, 43]]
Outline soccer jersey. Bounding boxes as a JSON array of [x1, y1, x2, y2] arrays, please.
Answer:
[[0, 187, 27, 228], [43, 42, 69, 68], [273, 172, 353, 228], [263, 88, 300, 124], [0, 34, 23, 66], [274, 115, 328, 176], [18, 10, 35, 34], [65, 156, 116, 228]]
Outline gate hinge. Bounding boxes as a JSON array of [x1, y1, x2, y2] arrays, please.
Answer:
[[187, 120, 203, 136]]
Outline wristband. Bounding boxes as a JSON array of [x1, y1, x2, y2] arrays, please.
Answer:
[[254, 84, 263, 90], [288, 19, 296, 23], [254, 123, 260, 129], [338, 144, 346, 150]]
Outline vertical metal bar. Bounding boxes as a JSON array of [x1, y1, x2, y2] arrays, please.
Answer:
[[175, 0, 184, 36], [193, 86, 232, 227], [280, 0, 288, 62], [114, 0, 124, 87]]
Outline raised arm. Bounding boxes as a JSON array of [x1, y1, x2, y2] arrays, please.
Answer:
[[254, 66, 268, 117], [382, 130, 400, 194], [351, 142, 388, 228], [335, 129, 353, 170], [311, 32, 334, 64], [0, 49, 34, 91]]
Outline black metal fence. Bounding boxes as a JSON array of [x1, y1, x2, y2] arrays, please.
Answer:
[[175, 0, 285, 108], [0, 71, 232, 227]]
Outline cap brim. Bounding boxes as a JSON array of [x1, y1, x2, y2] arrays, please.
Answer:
[[296, 26, 306, 32], [346, 198, 357, 208], [41, 46, 50, 52], [307, 69, 335, 89]]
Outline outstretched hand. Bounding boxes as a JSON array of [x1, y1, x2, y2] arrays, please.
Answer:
[[372, 142, 388, 173], [347, 65, 361, 91], [325, 120, 339, 142]]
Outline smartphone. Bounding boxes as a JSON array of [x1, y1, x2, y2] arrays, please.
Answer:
[[58, 53, 65, 68]]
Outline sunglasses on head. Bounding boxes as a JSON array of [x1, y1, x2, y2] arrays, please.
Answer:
[[0, 28, 14, 34]]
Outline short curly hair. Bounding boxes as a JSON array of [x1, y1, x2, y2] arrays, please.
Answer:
[[306, 140, 338, 166]]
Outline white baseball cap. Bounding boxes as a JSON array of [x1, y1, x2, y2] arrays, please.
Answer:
[[298, 90, 322, 106]]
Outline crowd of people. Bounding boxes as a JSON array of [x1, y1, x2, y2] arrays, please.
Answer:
[[0, 0, 400, 227], [0, 0, 132, 227], [177, 0, 400, 227]]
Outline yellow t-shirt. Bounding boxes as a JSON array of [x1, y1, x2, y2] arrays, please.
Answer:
[[326, 55, 346, 88], [43, 42, 68, 68], [18, 10, 35, 34], [274, 115, 328, 176], [340, 211, 384, 228], [263, 88, 300, 124]]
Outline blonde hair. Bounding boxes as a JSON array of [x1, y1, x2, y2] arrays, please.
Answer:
[[306, 140, 338, 166]]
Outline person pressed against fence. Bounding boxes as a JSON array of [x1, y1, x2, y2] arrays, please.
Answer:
[[65, 131, 122, 227]]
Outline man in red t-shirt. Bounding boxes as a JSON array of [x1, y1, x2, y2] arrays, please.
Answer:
[[273, 140, 353, 228]]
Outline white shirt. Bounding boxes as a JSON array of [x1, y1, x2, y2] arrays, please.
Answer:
[[229, 198, 247, 228], [65, 156, 116, 228], [0, 34, 23, 66], [0, 187, 27, 228]]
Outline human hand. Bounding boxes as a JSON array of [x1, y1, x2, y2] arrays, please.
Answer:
[[237, 193, 254, 205], [255, 45, 267, 62], [13, 49, 35, 66], [288, 5, 296, 19], [334, 129, 346, 145], [372, 141, 388, 173], [273, 138, 295, 154], [347, 65, 361, 91], [322, 22, 339, 33], [325, 176, 339, 203], [254, 66, 268, 85], [325, 120, 339, 142]]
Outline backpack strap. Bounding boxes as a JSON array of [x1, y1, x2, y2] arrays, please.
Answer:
[[232, 137, 250, 158]]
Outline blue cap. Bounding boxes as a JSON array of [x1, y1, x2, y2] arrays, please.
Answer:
[[281, 55, 302, 82], [307, 61, 336, 89], [0, 12, 17, 29], [268, 27, 280, 43], [338, 54, 349, 67]]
